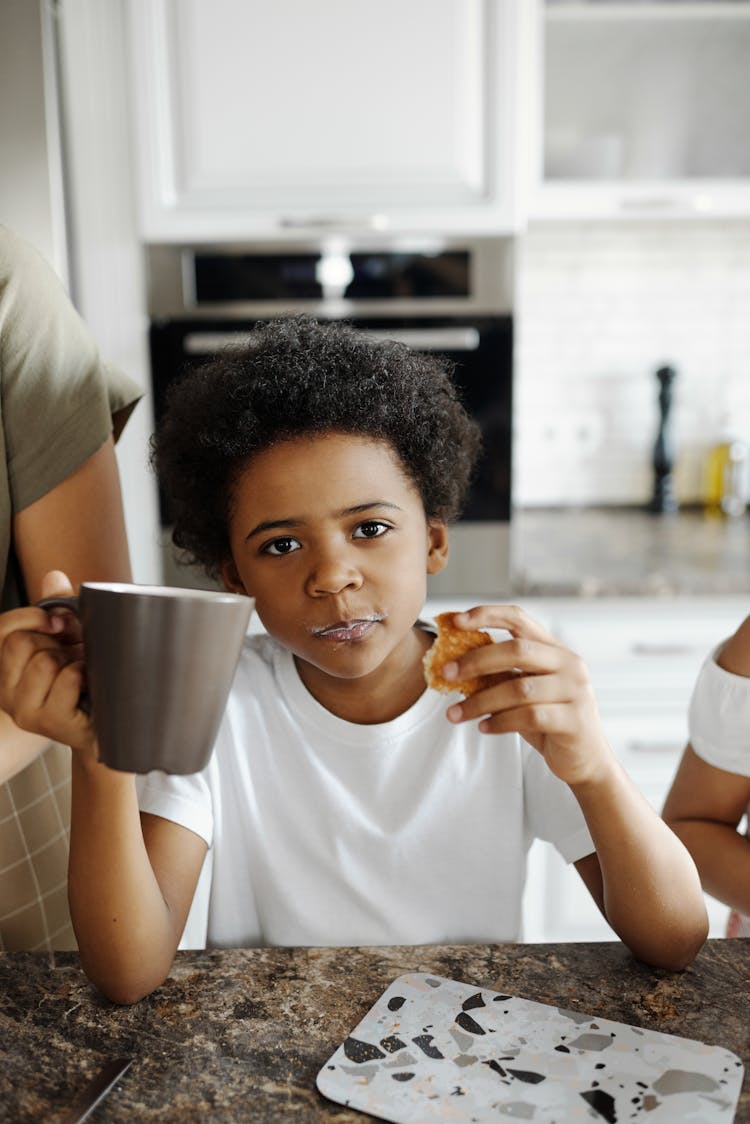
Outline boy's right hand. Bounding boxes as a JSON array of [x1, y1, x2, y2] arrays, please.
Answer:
[[0, 570, 97, 755], [440, 604, 612, 788]]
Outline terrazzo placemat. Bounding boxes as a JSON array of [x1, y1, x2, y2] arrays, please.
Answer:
[[317, 972, 743, 1122]]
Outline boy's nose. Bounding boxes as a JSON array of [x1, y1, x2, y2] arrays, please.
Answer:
[[305, 550, 363, 597]]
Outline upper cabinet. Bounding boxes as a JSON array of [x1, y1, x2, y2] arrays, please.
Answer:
[[127, 0, 532, 241], [531, 1, 750, 220]]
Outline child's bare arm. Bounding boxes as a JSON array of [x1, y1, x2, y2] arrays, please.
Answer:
[[68, 756, 206, 1004], [717, 615, 750, 678], [663, 746, 750, 915], [663, 615, 750, 914], [438, 605, 708, 970]]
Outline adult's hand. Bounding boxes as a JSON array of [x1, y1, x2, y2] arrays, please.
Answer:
[[0, 570, 96, 755]]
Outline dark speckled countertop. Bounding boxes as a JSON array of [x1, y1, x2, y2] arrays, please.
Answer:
[[1, 941, 748, 1122], [513, 507, 750, 597]]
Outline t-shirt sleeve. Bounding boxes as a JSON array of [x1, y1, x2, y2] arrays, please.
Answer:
[[0, 226, 142, 512], [523, 742, 595, 864], [136, 769, 214, 848], [688, 645, 750, 778]]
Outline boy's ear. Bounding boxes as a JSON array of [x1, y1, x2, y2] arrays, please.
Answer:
[[221, 558, 248, 595], [426, 520, 449, 575]]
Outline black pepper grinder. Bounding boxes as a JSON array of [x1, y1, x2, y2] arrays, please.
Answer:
[[648, 364, 678, 513]]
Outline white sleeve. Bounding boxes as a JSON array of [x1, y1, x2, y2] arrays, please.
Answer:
[[523, 744, 595, 864], [135, 768, 214, 847], [688, 645, 750, 778]]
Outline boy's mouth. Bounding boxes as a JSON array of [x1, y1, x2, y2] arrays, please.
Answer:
[[310, 615, 384, 643]]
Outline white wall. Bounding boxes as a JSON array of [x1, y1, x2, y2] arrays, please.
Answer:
[[57, 0, 162, 583], [1, 0, 162, 583], [0, 0, 66, 279], [514, 220, 750, 507]]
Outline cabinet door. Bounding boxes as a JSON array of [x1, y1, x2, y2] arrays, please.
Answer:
[[128, 0, 528, 239], [532, 1, 750, 220]]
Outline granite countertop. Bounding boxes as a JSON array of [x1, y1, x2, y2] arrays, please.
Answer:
[[2, 941, 749, 1121], [512, 506, 750, 597]]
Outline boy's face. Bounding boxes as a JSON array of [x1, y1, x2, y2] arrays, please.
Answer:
[[221, 432, 449, 715]]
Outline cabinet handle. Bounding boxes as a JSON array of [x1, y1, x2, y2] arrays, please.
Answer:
[[617, 197, 683, 212], [618, 196, 713, 215], [626, 740, 683, 755], [278, 214, 389, 230], [630, 642, 694, 656]]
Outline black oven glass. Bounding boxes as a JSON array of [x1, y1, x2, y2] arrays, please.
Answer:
[[193, 251, 470, 304], [195, 255, 322, 302]]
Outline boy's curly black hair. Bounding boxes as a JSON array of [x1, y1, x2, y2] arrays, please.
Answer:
[[151, 316, 482, 577]]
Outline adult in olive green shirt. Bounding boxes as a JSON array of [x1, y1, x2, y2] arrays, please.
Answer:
[[0, 226, 141, 949]]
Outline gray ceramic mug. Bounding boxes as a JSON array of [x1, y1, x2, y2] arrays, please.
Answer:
[[39, 583, 254, 774]]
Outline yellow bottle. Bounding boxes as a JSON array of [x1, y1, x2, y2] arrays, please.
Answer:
[[704, 432, 748, 517]]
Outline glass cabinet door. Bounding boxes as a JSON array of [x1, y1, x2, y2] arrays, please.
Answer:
[[534, 2, 750, 219]]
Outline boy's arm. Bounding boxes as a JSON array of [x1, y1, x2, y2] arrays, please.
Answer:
[[569, 757, 707, 969], [68, 757, 207, 1005], [438, 604, 708, 970]]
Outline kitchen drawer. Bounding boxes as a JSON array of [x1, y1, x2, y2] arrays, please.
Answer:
[[543, 597, 745, 711], [551, 602, 737, 668], [603, 712, 686, 779]]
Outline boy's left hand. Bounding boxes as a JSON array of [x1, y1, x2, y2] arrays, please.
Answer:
[[441, 604, 611, 787]]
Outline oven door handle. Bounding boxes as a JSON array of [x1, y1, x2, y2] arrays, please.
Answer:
[[184, 331, 257, 354], [184, 327, 481, 356], [358, 328, 480, 352]]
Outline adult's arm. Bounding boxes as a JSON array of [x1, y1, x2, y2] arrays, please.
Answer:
[[0, 437, 131, 782]]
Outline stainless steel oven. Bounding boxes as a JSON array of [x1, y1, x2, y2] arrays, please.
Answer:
[[146, 236, 515, 596]]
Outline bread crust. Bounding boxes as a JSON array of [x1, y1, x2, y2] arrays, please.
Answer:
[[423, 611, 493, 697]]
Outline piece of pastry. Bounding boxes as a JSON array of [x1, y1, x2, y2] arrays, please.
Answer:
[[423, 611, 493, 697]]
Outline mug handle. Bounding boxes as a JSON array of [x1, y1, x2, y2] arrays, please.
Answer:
[[36, 595, 90, 714], [37, 595, 80, 613]]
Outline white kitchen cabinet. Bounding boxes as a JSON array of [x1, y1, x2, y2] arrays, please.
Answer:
[[520, 596, 748, 942], [127, 0, 531, 241], [531, 1, 750, 221]]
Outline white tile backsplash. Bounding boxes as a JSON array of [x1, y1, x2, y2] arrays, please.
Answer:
[[514, 221, 750, 506]]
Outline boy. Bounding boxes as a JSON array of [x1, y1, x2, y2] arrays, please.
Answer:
[[0, 317, 707, 1003]]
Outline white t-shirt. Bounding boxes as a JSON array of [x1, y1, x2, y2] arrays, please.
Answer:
[[689, 645, 750, 779], [137, 632, 594, 949], [689, 644, 750, 937]]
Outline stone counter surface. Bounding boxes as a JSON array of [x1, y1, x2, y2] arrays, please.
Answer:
[[1, 941, 749, 1121], [513, 507, 750, 596]]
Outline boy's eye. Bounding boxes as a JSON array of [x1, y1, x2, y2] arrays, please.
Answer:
[[262, 536, 301, 556], [353, 520, 390, 540]]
